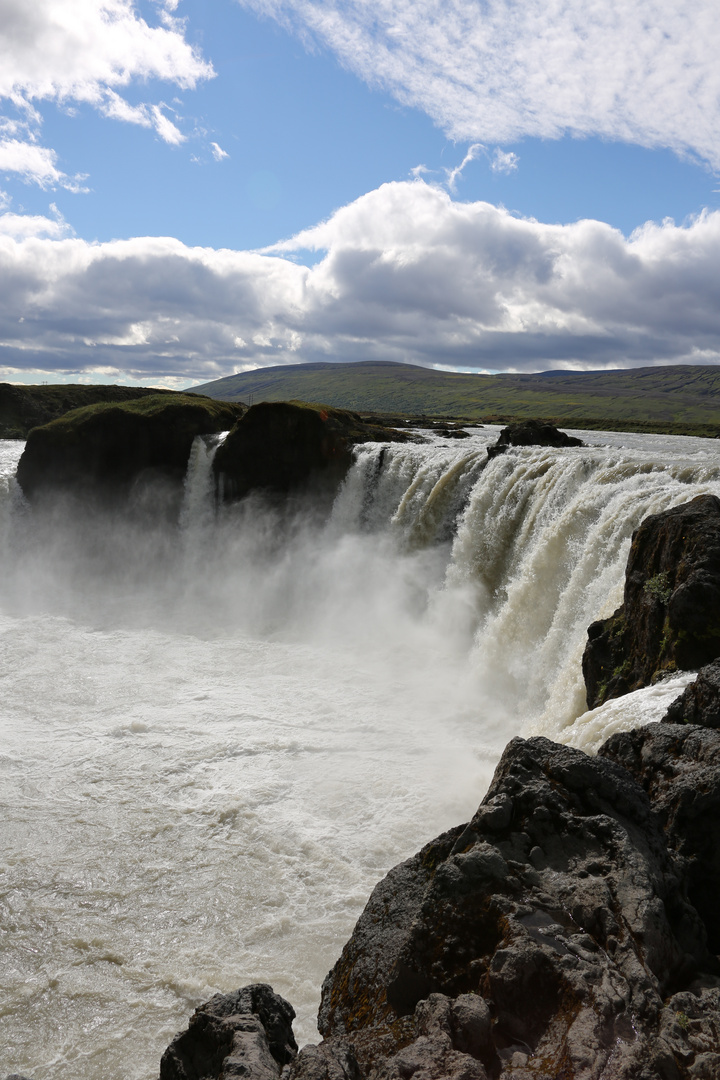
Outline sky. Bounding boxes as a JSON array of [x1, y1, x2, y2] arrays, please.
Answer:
[[0, 0, 719, 387]]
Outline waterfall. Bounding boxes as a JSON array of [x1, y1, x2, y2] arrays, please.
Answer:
[[333, 431, 720, 731], [3, 427, 720, 1080], [179, 431, 228, 534]]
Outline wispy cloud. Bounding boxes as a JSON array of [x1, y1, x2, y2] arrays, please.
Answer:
[[0, 0, 214, 185], [2, 181, 720, 381], [490, 149, 519, 175], [211, 142, 229, 161], [239, 0, 720, 169]]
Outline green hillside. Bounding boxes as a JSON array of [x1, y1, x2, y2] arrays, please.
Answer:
[[191, 361, 720, 436]]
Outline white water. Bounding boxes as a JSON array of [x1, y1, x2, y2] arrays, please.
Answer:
[[1, 427, 719, 1079]]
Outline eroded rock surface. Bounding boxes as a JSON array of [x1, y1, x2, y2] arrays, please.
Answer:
[[486, 420, 583, 458], [213, 401, 407, 502], [582, 494, 720, 708], [662, 661, 720, 729], [599, 721, 720, 956], [159, 984, 297, 1080], [162, 730, 720, 1080], [300, 735, 718, 1080]]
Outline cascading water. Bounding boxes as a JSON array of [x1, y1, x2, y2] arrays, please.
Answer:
[[2, 426, 720, 1080]]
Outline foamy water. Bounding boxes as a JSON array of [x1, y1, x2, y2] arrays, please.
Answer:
[[1, 428, 718, 1079]]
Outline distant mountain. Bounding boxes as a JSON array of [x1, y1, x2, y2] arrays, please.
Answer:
[[191, 361, 720, 435]]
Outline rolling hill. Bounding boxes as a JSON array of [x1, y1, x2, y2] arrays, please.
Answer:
[[191, 361, 720, 436]]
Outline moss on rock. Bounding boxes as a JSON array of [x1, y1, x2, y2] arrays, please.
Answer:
[[16, 393, 245, 500]]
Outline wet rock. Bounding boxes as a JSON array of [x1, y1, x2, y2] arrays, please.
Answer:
[[662, 660, 720, 729], [159, 983, 297, 1080], [213, 401, 407, 503], [486, 419, 583, 458], [599, 721, 720, 955], [303, 735, 716, 1080], [16, 394, 244, 503], [582, 494, 720, 708]]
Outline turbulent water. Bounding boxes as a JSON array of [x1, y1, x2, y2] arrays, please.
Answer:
[[2, 426, 720, 1080]]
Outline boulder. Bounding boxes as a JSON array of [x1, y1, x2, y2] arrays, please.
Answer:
[[212, 401, 407, 502], [15, 394, 244, 502], [582, 494, 720, 708], [299, 735, 716, 1079], [599, 721, 720, 955], [159, 984, 297, 1080], [662, 660, 720, 729], [486, 419, 583, 458]]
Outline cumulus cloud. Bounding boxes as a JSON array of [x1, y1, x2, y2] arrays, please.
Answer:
[[239, 0, 720, 169], [1, 181, 720, 382], [0, 0, 214, 185]]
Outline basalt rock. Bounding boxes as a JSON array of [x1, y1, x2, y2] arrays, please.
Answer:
[[582, 494, 720, 708], [486, 420, 583, 458], [662, 661, 720, 729], [294, 735, 718, 1080], [16, 394, 244, 503], [159, 983, 297, 1080], [599, 721, 720, 956], [213, 401, 407, 503], [164, 731, 720, 1079]]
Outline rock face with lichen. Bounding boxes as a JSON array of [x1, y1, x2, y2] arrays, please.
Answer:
[[582, 494, 720, 709], [213, 401, 407, 503], [16, 394, 245, 503], [159, 984, 297, 1080]]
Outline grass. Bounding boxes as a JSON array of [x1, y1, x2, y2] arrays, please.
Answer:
[[191, 361, 720, 437]]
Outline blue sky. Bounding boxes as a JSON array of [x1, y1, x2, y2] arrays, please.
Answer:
[[0, 0, 719, 385]]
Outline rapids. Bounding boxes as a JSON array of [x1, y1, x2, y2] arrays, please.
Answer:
[[1, 426, 720, 1079]]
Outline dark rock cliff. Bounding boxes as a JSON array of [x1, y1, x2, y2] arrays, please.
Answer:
[[16, 394, 244, 503], [582, 494, 720, 708], [212, 401, 408, 503]]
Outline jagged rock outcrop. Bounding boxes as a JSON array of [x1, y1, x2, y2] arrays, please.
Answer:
[[600, 720, 720, 957], [16, 394, 244, 502], [159, 984, 297, 1080], [165, 732, 719, 1080], [213, 401, 407, 502], [582, 494, 720, 708], [486, 420, 583, 458], [301, 734, 718, 1080], [662, 661, 720, 729]]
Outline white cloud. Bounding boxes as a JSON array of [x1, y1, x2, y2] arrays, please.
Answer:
[[211, 141, 229, 161], [239, 0, 720, 168], [1, 181, 720, 382], [0, 0, 214, 183], [491, 148, 518, 175]]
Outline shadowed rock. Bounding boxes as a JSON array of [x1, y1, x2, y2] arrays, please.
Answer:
[[159, 984, 297, 1080], [582, 494, 720, 708], [599, 721, 720, 956], [300, 735, 717, 1080], [486, 419, 583, 458], [16, 394, 244, 503], [662, 660, 720, 729], [213, 401, 407, 503]]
